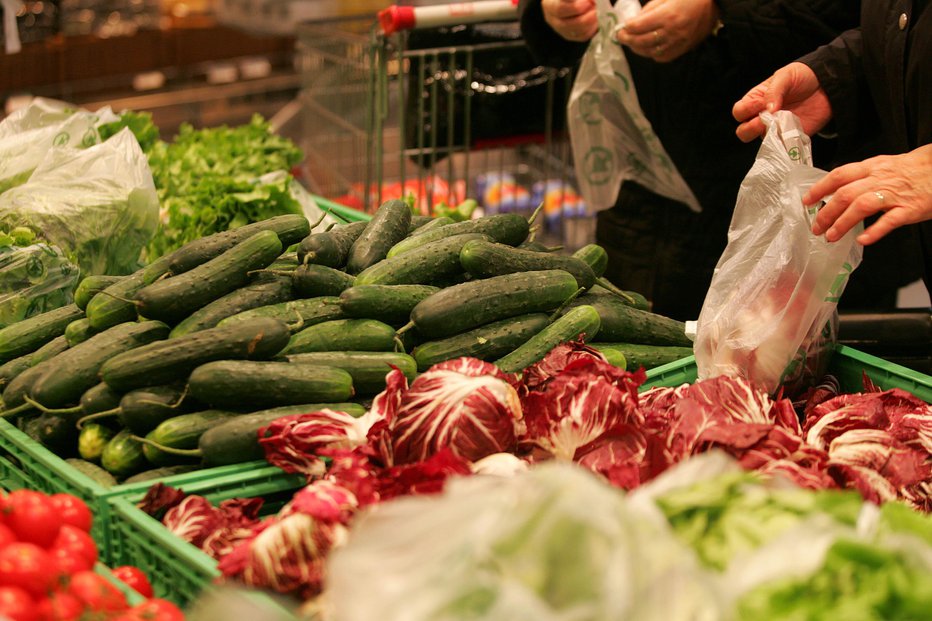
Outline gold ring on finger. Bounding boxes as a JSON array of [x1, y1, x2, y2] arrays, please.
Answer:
[[653, 30, 663, 44], [874, 191, 885, 206]]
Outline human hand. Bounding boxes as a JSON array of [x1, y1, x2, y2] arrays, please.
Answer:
[[807, 144, 932, 245], [615, 0, 720, 63], [733, 62, 833, 141], [542, 0, 598, 42]]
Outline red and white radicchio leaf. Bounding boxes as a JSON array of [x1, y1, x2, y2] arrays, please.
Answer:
[[259, 409, 376, 477], [282, 480, 359, 524], [391, 358, 524, 464], [137, 483, 188, 520], [163, 496, 223, 548], [520, 339, 608, 392]]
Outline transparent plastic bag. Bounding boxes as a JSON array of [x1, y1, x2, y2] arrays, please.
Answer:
[[566, 0, 699, 212], [0, 239, 79, 328], [0, 128, 159, 275], [694, 111, 863, 394]]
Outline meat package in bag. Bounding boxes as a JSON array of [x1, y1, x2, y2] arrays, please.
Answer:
[[694, 112, 863, 394]]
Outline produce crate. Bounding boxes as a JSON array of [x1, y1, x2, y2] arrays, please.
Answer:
[[640, 345, 932, 402]]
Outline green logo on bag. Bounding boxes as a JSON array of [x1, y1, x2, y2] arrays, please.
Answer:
[[580, 93, 602, 124], [81, 129, 98, 148], [627, 153, 647, 175], [824, 262, 854, 302], [788, 146, 801, 161], [613, 71, 630, 92], [52, 132, 70, 146], [584, 147, 613, 185]]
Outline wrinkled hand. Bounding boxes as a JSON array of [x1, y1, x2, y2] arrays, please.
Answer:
[[807, 144, 932, 245], [615, 0, 719, 63], [542, 0, 598, 42], [733, 62, 833, 141]]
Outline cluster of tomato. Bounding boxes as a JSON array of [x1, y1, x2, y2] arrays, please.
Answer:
[[0, 489, 184, 621]]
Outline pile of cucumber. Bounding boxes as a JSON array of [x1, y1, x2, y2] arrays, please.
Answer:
[[0, 201, 692, 485]]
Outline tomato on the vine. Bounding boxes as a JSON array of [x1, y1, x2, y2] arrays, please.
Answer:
[[4, 491, 60, 548], [0, 542, 54, 598], [129, 598, 185, 621], [0, 585, 37, 621], [35, 591, 85, 621], [48, 495, 93, 534], [67, 571, 128, 613], [52, 525, 98, 568], [111, 566, 154, 599]]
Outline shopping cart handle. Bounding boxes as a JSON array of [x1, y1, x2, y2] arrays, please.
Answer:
[[378, 0, 519, 35]]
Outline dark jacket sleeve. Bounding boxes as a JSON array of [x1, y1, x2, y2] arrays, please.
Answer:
[[518, 0, 590, 68]]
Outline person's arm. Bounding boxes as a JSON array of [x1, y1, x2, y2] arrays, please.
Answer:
[[518, 0, 591, 68]]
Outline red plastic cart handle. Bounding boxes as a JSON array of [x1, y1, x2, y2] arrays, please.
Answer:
[[378, 0, 520, 35]]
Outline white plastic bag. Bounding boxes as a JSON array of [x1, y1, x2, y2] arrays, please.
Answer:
[[694, 111, 863, 394], [566, 0, 699, 212], [0, 128, 159, 276]]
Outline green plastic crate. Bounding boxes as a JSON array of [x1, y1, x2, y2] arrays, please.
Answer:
[[640, 345, 932, 402], [311, 194, 372, 223]]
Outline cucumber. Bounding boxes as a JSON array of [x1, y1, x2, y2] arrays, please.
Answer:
[[338, 285, 439, 325], [101, 429, 147, 478], [410, 216, 454, 236], [460, 240, 597, 289], [29, 321, 170, 409], [281, 319, 396, 355], [409, 215, 435, 231], [297, 221, 368, 267], [141, 410, 236, 466], [119, 384, 196, 436], [408, 270, 580, 339], [100, 317, 291, 392], [65, 318, 98, 346], [2, 352, 60, 411], [291, 264, 356, 298], [495, 305, 602, 372], [79, 383, 123, 416], [169, 277, 293, 338], [411, 313, 550, 371], [566, 295, 690, 346], [517, 240, 553, 252], [65, 458, 118, 487], [74, 275, 123, 310], [78, 423, 117, 463], [387, 213, 529, 258], [589, 343, 693, 371], [345, 199, 413, 274], [217, 297, 344, 333], [122, 465, 199, 485], [188, 361, 354, 408], [268, 253, 299, 272], [34, 411, 79, 454], [354, 233, 489, 286], [573, 244, 609, 278], [165, 214, 310, 276], [135, 230, 283, 324], [597, 348, 628, 369], [283, 352, 417, 394], [85, 254, 174, 330], [589, 285, 651, 311], [0, 336, 68, 391], [0, 304, 83, 363]]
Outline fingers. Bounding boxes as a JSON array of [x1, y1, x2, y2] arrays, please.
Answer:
[[803, 161, 871, 210], [619, 9, 665, 36], [735, 117, 767, 142], [544, 0, 594, 19], [858, 210, 908, 246], [543, 0, 598, 41], [815, 179, 883, 241]]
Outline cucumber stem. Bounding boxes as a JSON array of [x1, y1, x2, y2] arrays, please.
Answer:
[[0, 402, 34, 418], [549, 287, 586, 322], [545, 245, 564, 253], [596, 277, 637, 306], [286, 310, 306, 333], [23, 396, 81, 416], [248, 269, 294, 278], [96, 289, 142, 306], [528, 202, 544, 226], [131, 435, 202, 457], [76, 408, 120, 429], [301, 252, 317, 266], [310, 212, 328, 230], [395, 321, 415, 336], [325, 222, 337, 232], [393, 335, 407, 354]]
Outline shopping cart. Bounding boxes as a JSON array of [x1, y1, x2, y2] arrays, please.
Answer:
[[295, 1, 594, 249]]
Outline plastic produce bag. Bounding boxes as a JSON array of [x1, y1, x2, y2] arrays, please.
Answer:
[[694, 111, 863, 394], [326, 463, 723, 621], [0, 228, 79, 328], [0, 127, 159, 276], [566, 0, 699, 212], [0, 98, 119, 194]]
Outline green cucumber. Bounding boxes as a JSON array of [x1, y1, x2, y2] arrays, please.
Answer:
[[0, 336, 68, 391], [339, 285, 439, 325], [460, 240, 597, 289], [188, 361, 354, 408], [281, 319, 397, 355], [122, 465, 200, 485], [410, 216, 454, 236], [118, 384, 196, 436], [169, 277, 293, 338], [79, 383, 123, 416], [141, 410, 236, 466], [495, 305, 602, 372], [411, 313, 550, 371], [566, 295, 690, 346], [517, 240, 553, 252], [354, 233, 489, 286], [65, 318, 99, 346], [589, 286, 651, 311], [29, 321, 170, 409], [34, 411, 79, 454], [65, 458, 118, 487], [297, 221, 369, 267], [291, 264, 356, 298], [409, 215, 435, 231], [345, 199, 413, 274], [597, 348, 628, 369], [100, 317, 291, 392], [408, 270, 579, 339], [573, 244, 609, 278], [101, 429, 147, 478], [283, 352, 417, 394], [3, 353, 61, 411], [135, 230, 283, 324], [78, 423, 117, 463], [217, 297, 343, 333], [268, 253, 299, 272], [85, 254, 174, 331], [589, 343, 693, 371], [165, 214, 310, 276], [0, 304, 83, 363], [74, 275, 123, 310], [387, 213, 529, 258]]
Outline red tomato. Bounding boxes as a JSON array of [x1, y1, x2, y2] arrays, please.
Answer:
[[4, 491, 59, 548], [48, 495, 93, 534], [0, 586, 37, 621], [130, 598, 185, 621], [0, 523, 18, 549], [35, 591, 84, 621], [67, 571, 128, 613], [110, 566, 154, 599], [52, 526, 98, 568], [50, 545, 94, 576], [0, 542, 54, 598]]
